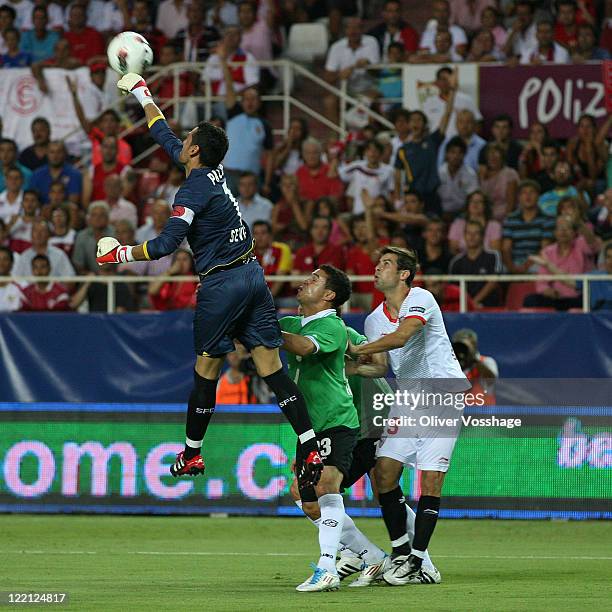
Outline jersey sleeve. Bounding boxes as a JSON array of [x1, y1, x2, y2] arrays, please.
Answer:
[[364, 312, 382, 342], [399, 290, 437, 325], [304, 318, 346, 354], [143, 202, 193, 260], [347, 326, 367, 346], [279, 315, 299, 332], [149, 118, 185, 167]]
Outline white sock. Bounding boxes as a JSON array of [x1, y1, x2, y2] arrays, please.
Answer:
[[317, 494, 345, 573], [405, 504, 434, 570], [340, 514, 385, 565], [294, 499, 321, 527]]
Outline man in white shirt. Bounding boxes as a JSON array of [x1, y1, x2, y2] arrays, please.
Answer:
[[336, 140, 394, 214], [156, 0, 190, 39], [237, 171, 273, 230], [12, 219, 75, 281], [0, 245, 22, 311], [0, 0, 33, 30], [437, 109, 486, 172], [65, 0, 126, 32], [520, 19, 570, 64], [437, 136, 479, 215], [324, 17, 380, 122], [419, 0, 467, 57], [0, 167, 24, 225], [503, 0, 537, 59], [92, 175, 138, 229], [422, 67, 481, 138]]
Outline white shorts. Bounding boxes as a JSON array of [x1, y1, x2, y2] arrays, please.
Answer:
[[375, 433, 458, 472]]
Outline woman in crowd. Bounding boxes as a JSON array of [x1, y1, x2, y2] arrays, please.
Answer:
[[480, 143, 519, 221], [148, 248, 198, 311], [519, 122, 549, 179], [448, 190, 502, 254], [48, 205, 76, 258], [270, 173, 309, 249], [310, 197, 349, 246]]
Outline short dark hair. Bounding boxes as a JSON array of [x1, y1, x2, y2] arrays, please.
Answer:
[[436, 66, 453, 80], [392, 108, 411, 123], [31, 254, 50, 268], [541, 139, 560, 152], [239, 170, 257, 180], [32, 117, 50, 130], [320, 264, 351, 309], [517, 179, 541, 195], [193, 121, 229, 168], [23, 189, 41, 201], [465, 219, 485, 237], [404, 189, 423, 201], [380, 245, 419, 286], [349, 213, 366, 238], [577, 23, 595, 35], [556, 0, 576, 9], [32, 6, 48, 18], [100, 109, 120, 123], [0, 245, 13, 264], [6, 166, 23, 178], [0, 138, 18, 152], [516, 0, 534, 12], [409, 110, 428, 125], [310, 215, 332, 231], [604, 242, 612, 257], [365, 139, 384, 154], [0, 4, 16, 20], [446, 136, 467, 155], [387, 41, 404, 54], [492, 113, 513, 129], [252, 220, 272, 233]]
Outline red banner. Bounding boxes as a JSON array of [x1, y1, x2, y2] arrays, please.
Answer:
[[479, 63, 607, 138]]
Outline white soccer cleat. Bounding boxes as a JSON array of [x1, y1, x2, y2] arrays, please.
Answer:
[[405, 565, 442, 584], [336, 550, 364, 580], [348, 554, 391, 587], [296, 564, 341, 592], [382, 554, 412, 586]]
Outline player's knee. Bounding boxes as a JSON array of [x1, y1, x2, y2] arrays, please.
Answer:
[[195, 355, 224, 380], [314, 467, 342, 497], [302, 501, 321, 521], [374, 460, 400, 494], [289, 478, 300, 502]]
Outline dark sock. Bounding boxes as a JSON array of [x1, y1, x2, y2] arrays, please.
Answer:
[[378, 486, 411, 556], [184, 372, 218, 459], [263, 368, 317, 454], [412, 495, 441, 553]]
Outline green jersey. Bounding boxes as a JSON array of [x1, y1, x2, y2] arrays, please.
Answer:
[[280, 311, 359, 432]]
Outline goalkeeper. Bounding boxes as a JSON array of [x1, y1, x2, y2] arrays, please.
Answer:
[[96, 73, 323, 486]]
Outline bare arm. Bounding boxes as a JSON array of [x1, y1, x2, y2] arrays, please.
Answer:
[[345, 351, 388, 378], [351, 318, 423, 355], [66, 76, 93, 135]]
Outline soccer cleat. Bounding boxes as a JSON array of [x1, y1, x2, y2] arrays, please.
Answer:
[[336, 550, 364, 581], [382, 553, 423, 586], [298, 450, 324, 487], [405, 565, 442, 585], [296, 564, 340, 592], [169, 451, 205, 477], [348, 554, 391, 587]]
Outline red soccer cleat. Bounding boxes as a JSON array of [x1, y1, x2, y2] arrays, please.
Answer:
[[170, 451, 205, 477]]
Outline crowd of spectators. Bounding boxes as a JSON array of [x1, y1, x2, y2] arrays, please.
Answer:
[[0, 0, 611, 314]]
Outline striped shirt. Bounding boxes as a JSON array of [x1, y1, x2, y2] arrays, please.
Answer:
[[502, 210, 555, 265]]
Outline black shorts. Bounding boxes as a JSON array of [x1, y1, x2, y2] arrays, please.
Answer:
[[296, 426, 360, 503], [340, 437, 378, 492], [193, 259, 282, 357]]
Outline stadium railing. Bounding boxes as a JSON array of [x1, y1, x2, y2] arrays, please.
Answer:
[[4, 274, 611, 314]]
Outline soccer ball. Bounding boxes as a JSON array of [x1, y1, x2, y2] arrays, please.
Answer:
[[97, 237, 120, 258], [107, 31, 153, 76]]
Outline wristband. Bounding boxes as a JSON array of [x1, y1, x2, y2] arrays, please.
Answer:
[[132, 85, 154, 107], [117, 245, 135, 263]]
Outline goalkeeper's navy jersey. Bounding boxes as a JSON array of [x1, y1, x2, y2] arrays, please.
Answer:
[[144, 119, 253, 275]]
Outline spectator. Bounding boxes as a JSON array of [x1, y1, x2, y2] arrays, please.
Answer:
[[238, 0, 274, 67], [518, 122, 549, 180], [216, 348, 258, 404], [81, 261, 135, 312], [467, 28, 505, 62], [312, 197, 348, 247], [419, 0, 468, 56], [8, 189, 40, 253], [449, 220, 502, 307], [450, 0, 493, 35], [63, 3, 105, 65], [43, 179, 81, 230], [131, 0, 167, 59], [71, 201, 113, 274], [451, 328, 499, 398], [30, 141, 81, 206], [156, 0, 189, 39], [502, 180, 555, 274], [264, 117, 308, 196], [154, 165, 185, 205], [149, 43, 195, 117], [363, 193, 396, 245], [554, 0, 579, 51], [566, 114, 608, 196], [67, 0, 128, 33], [417, 217, 450, 273], [20, 254, 74, 311], [148, 248, 197, 310], [0, 138, 32, 192], [572, 23, 610, 60], [579, 242, 612, 310], [323, 18, 380, 122], [0, 4, 17, 54], [481, 114, 523, 171], [19, 6, 59, 63], [222, 62, 273, 192], [18, 118, 50, 171], [480, 143, 520, 221], [448, 189, 502, 254], [252, 219, 293, 306], [503, 0, 537, 59], [0, 167, 24, 224], [237, 171, 273, 229], [480, 6, 507, 55], [412, 28, 465, 63], [270, 173, 309, 248], [336, 140, 394, 215], [136, 199, 171, 243], [534, 140, 561, 193], [389, 108, 411, 167], [437, 136, 479, 217], [12, 219, 75, 279], [84, 137, 127, 205], [0, 218, 7, 247], [539, 160, 590, 217], [204, 26, 259, 98], [520, 19, 570, 64], [557, 195, 594, 232], [377, 42, 404, 109], [48, 205, 76, 257], [92, 175, 138, 229], [525, 215, 599, 310], [0, 246, 22, 311], [1, 27, 31, 66], [590, 188, 612, 242], [295, 138, 344, 204], [207, 0, 239, 29], [30, 39, 81, 94], [437, 109, 486, 172], [367, 0, 419, 59], [173, 1, 219, 62], [292, 216, 345, 275]]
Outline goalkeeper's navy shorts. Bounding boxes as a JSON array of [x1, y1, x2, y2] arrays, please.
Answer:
[[193, 257, 282, 357]]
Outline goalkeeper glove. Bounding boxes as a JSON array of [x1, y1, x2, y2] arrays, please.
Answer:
[[96, 237, 135, 265], [117, 73, 154, 107]]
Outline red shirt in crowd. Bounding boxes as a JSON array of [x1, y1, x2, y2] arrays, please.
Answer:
[[345, 243, 386, 307], [149, 281, 197, 310], [64, 27, 105, 64], [21, 283, 70, 311], [91, 161, 126, 201], [90, 127, 133, 168], [295, 163, 344, 202], [554, 23, 578, 50], [293, 243, 345, 272]]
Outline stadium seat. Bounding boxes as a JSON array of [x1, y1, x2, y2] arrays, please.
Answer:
[[285, 24, 329, 63], [505, 282, 536, 310]]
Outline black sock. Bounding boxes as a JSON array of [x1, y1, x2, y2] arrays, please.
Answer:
[[184, 372, 218, 459], [378, 486, 411, 556], [263, 368, 317, 454], [412, 495, 441, 553]]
